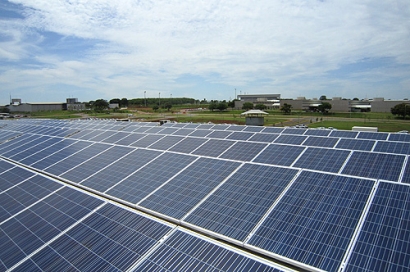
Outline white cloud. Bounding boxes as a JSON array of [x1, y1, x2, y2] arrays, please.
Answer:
[[1, 0, 409, 104]]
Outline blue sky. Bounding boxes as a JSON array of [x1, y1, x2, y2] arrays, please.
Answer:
[[1, 0, 409, 105]]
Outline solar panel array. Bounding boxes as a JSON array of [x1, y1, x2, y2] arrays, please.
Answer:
[[1, 119, 410, 272]]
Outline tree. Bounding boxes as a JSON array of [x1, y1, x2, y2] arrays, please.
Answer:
[[152, 105, 159, 111], [208, 100, 218, 111], [353, 97, 359, 101], [228, 99, 238, 108], [391, 103, 410, 119], [164, 103, 172, 111], [280, 103, 292, 114], [319, 95, 327, 100], [217, 102, 228, 111], [120, 98, 128, 108], [110, 98, 120, 105], [318, 102, 332, 114], [242, 102, 254, 110], [93, 99, 109, 111], [255, 104, 267, 110]]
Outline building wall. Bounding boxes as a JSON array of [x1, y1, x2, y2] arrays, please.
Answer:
[[9, 103, 64, 112]]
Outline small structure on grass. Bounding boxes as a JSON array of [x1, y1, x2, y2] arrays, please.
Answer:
[[241, 109, 268, 126]]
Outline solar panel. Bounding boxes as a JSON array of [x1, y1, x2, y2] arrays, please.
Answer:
[[293, 148, 350, 172], [130, 134, 164, 148], [335, 138, 376, 151], [211, 124, 230, 130], [206, 130, 232, 139], [184, 164, 298, 241], [357, 131, 389, 141], [87, 130, 120, 142], [253, 144, 306, 166], [248, 133, 279, 143], [7, 137, 63, 162], [196, 124, 214, 130], [329, 130, 358, 138], [219, 142, 267, 162], [0, 135, 49, 156], [0, 187, 103, 270], [401, 160, 410, 184], [80, 149, 162, 192], [282, 128, 306, 135], [0, 167, 35, 192], [100, 131, 131, 144], [0, 175, 63, 222], [302, 136, 338, 148], [43, 143, 108, 176], [261, 127, 284, 134], [136, 230, 282, 272], [225, 125, 245, 131], [388, 133, 410, 142], [226, 131, 255, 141], [183, 123, 200, 129], [0, 159, 15, 173], [59, 146, 133, 183], [373, 141, 410, 155], [273, 135, 307, 145], [248, 171, 375, 272], [243, 126, 265, 132], [73, 130, 106, 140], [15, 203, 173, 272], [342, 152, 405, 181], [187, 129, 212, 137], [157, 127, 179, 135], [192, 139, 236, 157], [345, 182, 410, 271], [304, 129, 331, 136], [168, 137, 208, 154], [147, 135, 184, 150], [172, 128, 195, 136], [114, 132, 146, 146], [106, 153, 197, 204], [139, 158, 241, 219]]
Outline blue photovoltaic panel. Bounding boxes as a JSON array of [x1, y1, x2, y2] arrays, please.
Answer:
[[293, 148, 350, 173], [106, 152, 197, 204], [219, 142, 267, 162], [226, 131, 255, 141], [329, 130, 358, 138], [302, 136, 338, 148], [74, 130, 106, 140], [0, 131, 21, 143], [0, 136, 51, 157], [130, 134, 164, 148], [60, 146, 133, 183], [169, 123, 186, 128], [248, 133, 279, 143], [335, 138, 375, 151], [140, 158, 240, 219], [0, 135, 38, 154], [304, 129, 331, 136], [80, 149, 162, 192], [401, 160, 410, 184], [144, 126, 165, 134], [0, 167, 35, 193], [183, 123, 200, 129], [188, 129, 212, 137], [136, 230, 282, 272], [172, 128, 195, 136], [225, 125, 245, 131], [192, 139, 236, 157], [357, 131, 389, 141], [88, 130, 118, 142], [261, 127, 284, 134], [388, 133, 410, 142], [273, 135, 307, 145], [196, 124, 214, 130], [67, 129, 95, 139], [168, 137, 208, 154], [373, 141, 410, 155], [342, 152, 405, 181], [7, 137, 63, 162], [43, 143, 108, 176], [253, 144, 306, 166], [114, 132, 146, 146], [185, 164, 298, 241], [282, 128, 306, 135], [16, 203, 173, 272], [147, 135, 184, 150], [243, 126, 265, 132], [206, 130, 232, 139], [345, 182, 410, 272], [211, 124, 230, 130], [100, 131, 131, 144], [248, 171, 375, 272], [0, 175, 63, 222], [133, 126, 152, 133], [157, 127, 179, 135], [0, 159, 14, 173], [0, 187, 103, 271]]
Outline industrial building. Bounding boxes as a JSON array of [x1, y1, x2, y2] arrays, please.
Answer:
[[7, 98, 86, 112]]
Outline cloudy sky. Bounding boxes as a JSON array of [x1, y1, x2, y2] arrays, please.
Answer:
[[1, 0, 409, 105]]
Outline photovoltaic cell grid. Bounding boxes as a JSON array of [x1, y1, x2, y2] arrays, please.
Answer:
[[168, 137, 208, 153], [248, 171, 375, 272], [219, 142, 267, 161], [373, 141, 410, 155], [139, 158, 241, 219], [136, 230, 282, 272], [274, 135, 307, 145], [345, 182, 410, 272], [185, 164, 298, 241], [253, 144, 306, 166], [302, 136, 339, 148], [293, 147, 350, 173], [342, 151, 405, 181], [336, 138, 375, 151]]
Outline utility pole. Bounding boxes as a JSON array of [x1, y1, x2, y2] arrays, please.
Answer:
[[144, 91, 146, 107]]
